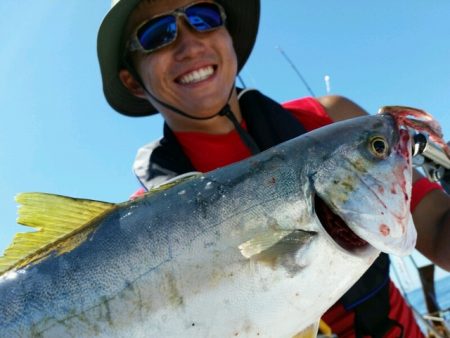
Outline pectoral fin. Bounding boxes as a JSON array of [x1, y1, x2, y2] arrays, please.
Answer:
[[239, 229, 317, 260]]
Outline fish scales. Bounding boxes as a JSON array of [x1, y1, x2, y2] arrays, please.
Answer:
[[0, 114, 416, 337]]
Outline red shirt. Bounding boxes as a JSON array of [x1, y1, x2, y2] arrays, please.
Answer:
[[174, 97, 334, 173]]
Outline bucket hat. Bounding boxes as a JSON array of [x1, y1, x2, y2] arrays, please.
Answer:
[[97, 0, 260, 117]]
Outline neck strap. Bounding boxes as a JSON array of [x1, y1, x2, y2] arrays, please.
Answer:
[[124, 59, 261, 154]]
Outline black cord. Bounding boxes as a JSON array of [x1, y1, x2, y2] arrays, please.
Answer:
[[219, 104, 260, 155]]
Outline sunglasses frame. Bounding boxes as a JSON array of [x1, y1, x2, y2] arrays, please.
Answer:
[[127, 1, 227, 54]]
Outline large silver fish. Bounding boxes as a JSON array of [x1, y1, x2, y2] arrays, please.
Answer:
[[0, 113, 416, 337]]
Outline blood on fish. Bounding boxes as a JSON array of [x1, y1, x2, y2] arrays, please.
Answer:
[[379, 224, 390, 237]]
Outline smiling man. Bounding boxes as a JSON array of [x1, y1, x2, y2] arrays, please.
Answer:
[[97, 0, 450, 336], [119, 0, 240, 133]]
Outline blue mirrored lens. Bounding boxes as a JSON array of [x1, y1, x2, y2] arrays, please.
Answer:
[[137, 15, 177, 51], [186, 3, 223, 31], [135, 3, 223, 52]]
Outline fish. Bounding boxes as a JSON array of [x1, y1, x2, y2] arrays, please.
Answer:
[[0, 112, 417, 337]]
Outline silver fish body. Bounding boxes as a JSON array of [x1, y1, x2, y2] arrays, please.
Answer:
[[0, 114, 416, 337]]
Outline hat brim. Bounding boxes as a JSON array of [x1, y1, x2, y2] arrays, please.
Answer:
[[97, 0, 260, 117]]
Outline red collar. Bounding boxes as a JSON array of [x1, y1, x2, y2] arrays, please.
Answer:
[[173, 121, 252, 173]]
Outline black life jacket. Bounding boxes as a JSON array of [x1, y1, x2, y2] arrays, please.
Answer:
[[143, 89, 400, 337]]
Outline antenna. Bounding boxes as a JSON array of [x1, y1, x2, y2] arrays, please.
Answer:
[[276, 46, 316, 97], [324, 75, 331, 94]]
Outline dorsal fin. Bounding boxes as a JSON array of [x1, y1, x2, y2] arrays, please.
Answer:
[[0, 192, 116, 276], [153, 172, 202, 190], [143, 172, 202, 197]]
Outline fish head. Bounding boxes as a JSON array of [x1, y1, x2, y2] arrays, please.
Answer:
[[311, 114, 416, 256]]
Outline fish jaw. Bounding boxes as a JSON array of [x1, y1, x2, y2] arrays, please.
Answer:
[[313, 116, 417, 256]]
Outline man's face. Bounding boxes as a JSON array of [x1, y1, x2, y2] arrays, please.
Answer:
[[126, 0, 238, 124]]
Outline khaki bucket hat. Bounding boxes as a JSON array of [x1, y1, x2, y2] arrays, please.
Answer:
[[97, 0, 260, 117]]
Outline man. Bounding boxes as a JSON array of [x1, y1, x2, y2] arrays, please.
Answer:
[[97, 0, 450, 336]]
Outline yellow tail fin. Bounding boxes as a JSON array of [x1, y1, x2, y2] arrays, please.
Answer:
[[0, 192, 116, 276]]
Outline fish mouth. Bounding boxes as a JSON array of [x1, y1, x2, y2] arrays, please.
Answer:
[[314, 195, 369, 252]]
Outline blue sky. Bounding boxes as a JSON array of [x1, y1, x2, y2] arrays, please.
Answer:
[[1, 1, 449, 284]]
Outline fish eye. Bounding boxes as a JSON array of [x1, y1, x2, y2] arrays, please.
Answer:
[[369, 136, 389, 158]]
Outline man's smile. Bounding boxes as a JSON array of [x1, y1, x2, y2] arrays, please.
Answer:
[[176, 65, 216, 85]]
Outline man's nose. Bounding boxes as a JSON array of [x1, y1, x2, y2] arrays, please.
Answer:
[[173, 17, 207, 60]]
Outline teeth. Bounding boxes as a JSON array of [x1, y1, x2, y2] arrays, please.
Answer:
[[179, 66, 214, 84]]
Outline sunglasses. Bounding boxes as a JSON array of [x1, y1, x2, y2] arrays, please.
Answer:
[[128, 1, 227, 54]]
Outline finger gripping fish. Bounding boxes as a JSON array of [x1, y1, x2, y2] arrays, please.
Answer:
[[0, 114, 416, 337]]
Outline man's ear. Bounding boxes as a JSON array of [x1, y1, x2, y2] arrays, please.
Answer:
[[119, 69, 146, 99]]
